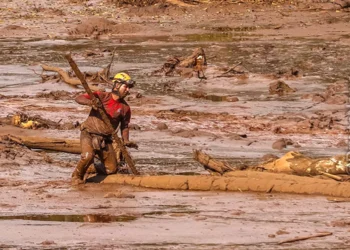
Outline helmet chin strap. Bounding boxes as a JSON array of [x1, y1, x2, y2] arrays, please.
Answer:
[[112, 81, 123, 98]]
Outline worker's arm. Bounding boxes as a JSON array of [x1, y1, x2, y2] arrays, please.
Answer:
[[121, 109, 138, 149], [75, 92, 101, 109]]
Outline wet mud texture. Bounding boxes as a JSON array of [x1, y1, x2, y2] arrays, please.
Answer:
[[1, 0, 350, 249]]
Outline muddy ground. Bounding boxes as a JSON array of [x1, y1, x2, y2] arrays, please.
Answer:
[[0, 0, 350, 249]]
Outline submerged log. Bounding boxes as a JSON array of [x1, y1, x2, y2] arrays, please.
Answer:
[[88, 171, 350, 198]]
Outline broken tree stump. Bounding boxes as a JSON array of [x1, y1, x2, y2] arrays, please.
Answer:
[[193, 150, 234, 175]]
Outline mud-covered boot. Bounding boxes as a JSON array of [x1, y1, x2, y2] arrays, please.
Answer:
[[71, 176, 85, 186], [71, 163, 86, 185]]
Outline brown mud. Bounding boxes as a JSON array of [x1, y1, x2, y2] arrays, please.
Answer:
[[0, 0, 350, 249]]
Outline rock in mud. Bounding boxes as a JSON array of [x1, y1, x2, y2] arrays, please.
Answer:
[[261, 154, 279, 163], [156, 122, 168, 130], [68, 17, 141, 39], [272, 138, 294, 150], [303, 80, 348, 105], [40, 240, 56, 245], [269, 80, 296, 96], [129, 124, 141, 130], [104, 192, 135, 199]]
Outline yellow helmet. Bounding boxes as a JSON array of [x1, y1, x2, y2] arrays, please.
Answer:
[[113, 72, 131, 82], [113, 72, 135, 88]]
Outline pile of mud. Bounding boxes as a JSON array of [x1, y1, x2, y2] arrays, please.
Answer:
[[68, 17, 141, 38]]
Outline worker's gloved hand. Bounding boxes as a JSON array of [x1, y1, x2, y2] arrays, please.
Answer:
[[124, 141, 138, 150], [89, 98, 103, 110]]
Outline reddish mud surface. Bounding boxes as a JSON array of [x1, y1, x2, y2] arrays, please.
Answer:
[[0, 0, 349, 249]]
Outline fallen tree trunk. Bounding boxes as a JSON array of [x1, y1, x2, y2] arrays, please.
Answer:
[[89, 171, 350, 198], [7, 135, 80, 154], [41, 64, 103, 91]]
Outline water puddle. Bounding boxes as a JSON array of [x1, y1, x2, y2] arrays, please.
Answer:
[[0, 214, 137, 223]]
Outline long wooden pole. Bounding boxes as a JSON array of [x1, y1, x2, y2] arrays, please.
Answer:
[[65, 54, 139, 175]]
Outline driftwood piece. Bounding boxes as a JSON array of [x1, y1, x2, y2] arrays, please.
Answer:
[[41, 64, 103, 91], [6, 135, 80, 154], [320, 171, 343, 181], [278, 232, 332, 245], [193, 150, 234, 175]]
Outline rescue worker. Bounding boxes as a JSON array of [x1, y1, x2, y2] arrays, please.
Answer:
[[71, 72, 137, 185]]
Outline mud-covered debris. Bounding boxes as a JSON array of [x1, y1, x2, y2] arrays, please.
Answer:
[[189, 91, 239, 102], [153, 47, 207, 78], [41, 64, 107, 92], [272, 138, 294, 150], [193, 150, 235, 175], [217, 62, 248, 77], [40, 240, 56, 246], [68, 17, 141, 39], [336, 139, 347, 147], [269, 80, 296, 96], [261, 154, 279, 163], [331, 220, 350, 227], [104, 192, 135, 199], [274, 67, 302, 79], [262, 151, 349, 176], [156, 122, 168, 130], [302, 80, 348, 105], [111, 0, 159, 7], [10, 112, 79, 130], [69, 17, 115, 37], [129, 124, 141, 130], [36, 90, 83, 101]]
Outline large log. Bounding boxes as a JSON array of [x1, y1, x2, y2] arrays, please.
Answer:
[[6, 135, 80, 154], [88, 171, 350, 198]]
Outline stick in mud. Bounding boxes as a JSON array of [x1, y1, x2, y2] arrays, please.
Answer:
[[278, 232, 332, 245], [65, 53, 139, 175]]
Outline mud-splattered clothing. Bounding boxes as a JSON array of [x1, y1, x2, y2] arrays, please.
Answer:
[[74, 130, 118, 179], [76, 91, 131, 136], [72, 91, 131, 180]]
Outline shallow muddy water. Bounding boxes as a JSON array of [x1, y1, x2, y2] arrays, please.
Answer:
[[0, 26, 349, 249]]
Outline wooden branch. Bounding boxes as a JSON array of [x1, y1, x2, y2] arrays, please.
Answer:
[[41, 64, 102, 91], [278, 232, 332, 245], [193, 150, 234, 175], [105, 47, 117, 80], [320, 171, 343, 181]]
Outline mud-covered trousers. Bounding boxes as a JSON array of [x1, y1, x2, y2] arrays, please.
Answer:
[[72, 129, 118, 180]]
